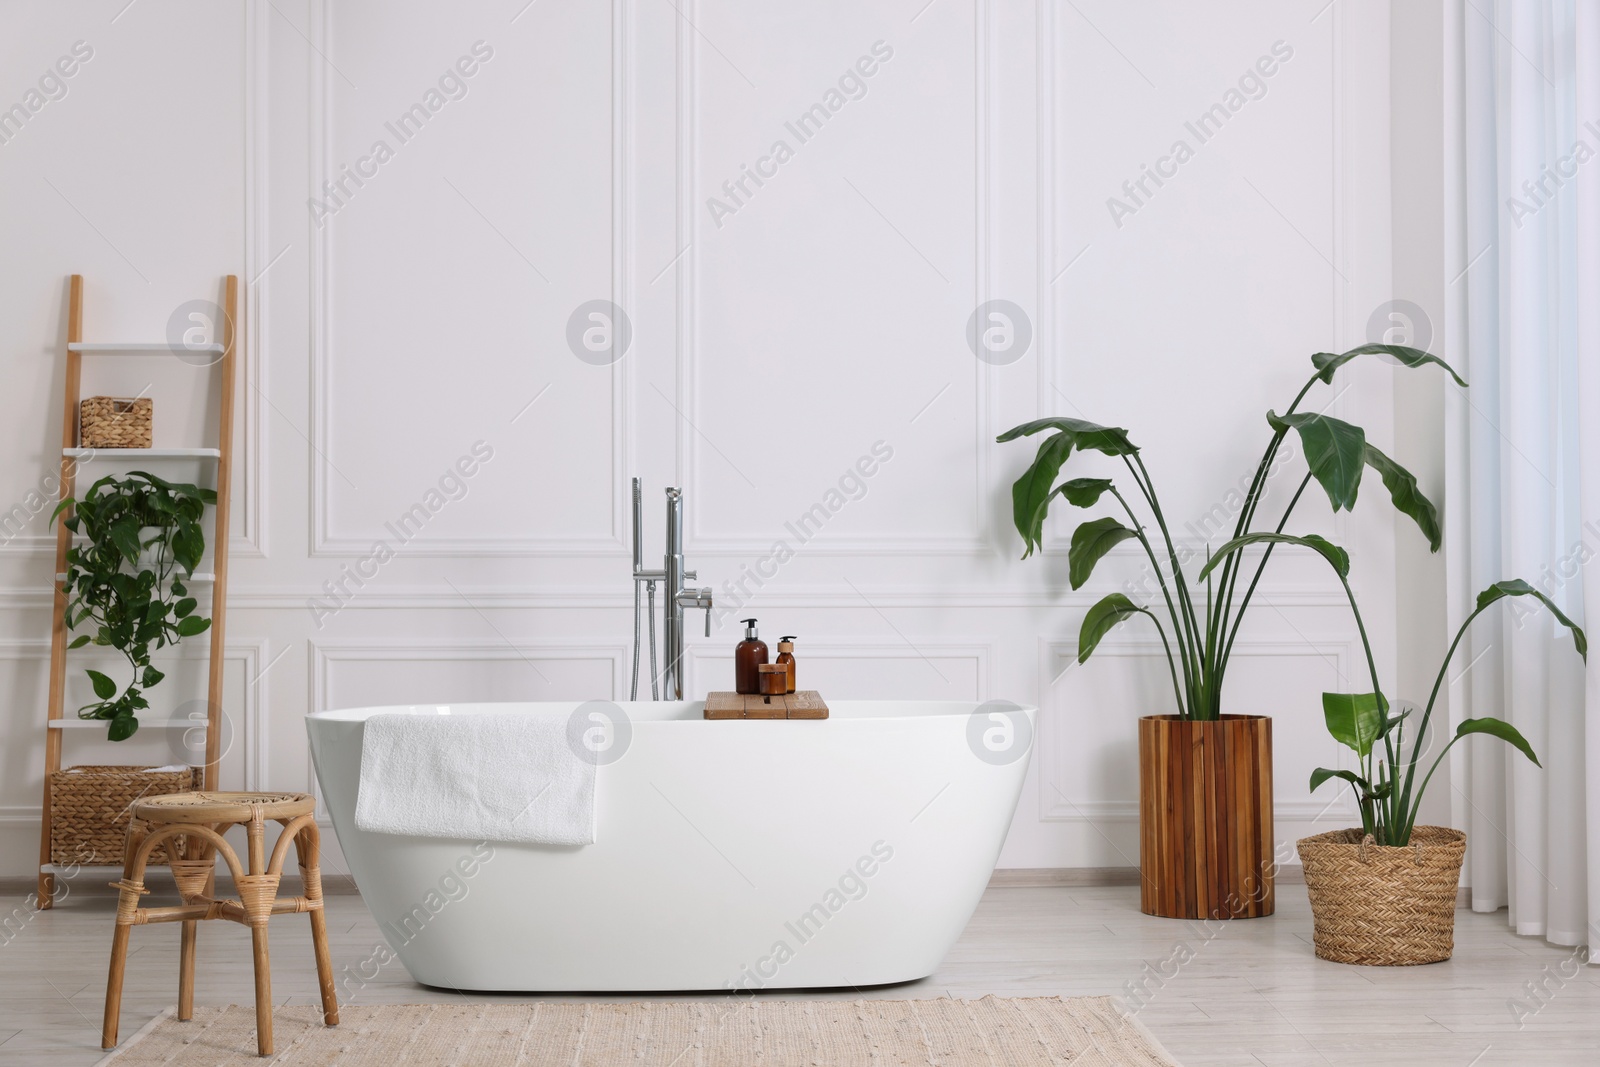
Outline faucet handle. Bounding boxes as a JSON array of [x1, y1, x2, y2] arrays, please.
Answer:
[[682, 588, 713, 636], [684, 570, 697, 582]]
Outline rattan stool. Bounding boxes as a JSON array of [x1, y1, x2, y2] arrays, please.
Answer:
[[101, 792, 339, 1056]]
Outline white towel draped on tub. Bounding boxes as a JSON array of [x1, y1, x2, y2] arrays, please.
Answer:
[[354, 712, 595, 845]]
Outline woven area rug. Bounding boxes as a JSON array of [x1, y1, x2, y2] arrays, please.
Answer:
[[99, 997, 1180, 1066]]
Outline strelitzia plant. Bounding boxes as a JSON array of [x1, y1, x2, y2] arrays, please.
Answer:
[[998, 343, 1464, 720], [1196, 534, 1586, 846]]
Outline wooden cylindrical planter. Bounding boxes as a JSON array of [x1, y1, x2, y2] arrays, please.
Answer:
[[1138, 714, 1274, 919], [1297, 826, 1466, 965]]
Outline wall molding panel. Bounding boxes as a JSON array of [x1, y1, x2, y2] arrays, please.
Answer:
[[677, 0, 995, 557], [236, 0, 269, 558], [305, 0, 632, 558]]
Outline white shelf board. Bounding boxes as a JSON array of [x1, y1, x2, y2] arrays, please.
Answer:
[[63, 447, 221, 459], [48, 719, 208, 729], [56, 572, 213, 583], [68, 342, 225, 354]]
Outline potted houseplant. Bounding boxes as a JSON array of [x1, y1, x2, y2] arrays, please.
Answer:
[[998, 343, 1464, 919], [1198, 536, 1585, 963], [53, 470, 216, 740]]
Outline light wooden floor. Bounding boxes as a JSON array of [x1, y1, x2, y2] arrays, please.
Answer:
[[2, 881, 1595, 1065]]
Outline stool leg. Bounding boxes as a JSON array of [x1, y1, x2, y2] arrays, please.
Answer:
[[101, 923, 133, 1049], [176, 831, 217, 1022], [102, 821, 148, 1050], [178, 920, 198, 1020], [251, 925, 273, 1056], [297, 826, 339, 1025], [245, 808, 274, 1057]]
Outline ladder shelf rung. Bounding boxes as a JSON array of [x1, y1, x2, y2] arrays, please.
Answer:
[[56, 572, 214, 583], [63, 447, 221, 459], [67, 342, 226, 354], [48, 719, 208, 730]]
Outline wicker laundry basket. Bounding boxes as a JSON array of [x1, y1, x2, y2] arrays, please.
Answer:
[[1298, 826, 1466, 966], [49, 764, 198, 866], [79, 396, 152, 449]]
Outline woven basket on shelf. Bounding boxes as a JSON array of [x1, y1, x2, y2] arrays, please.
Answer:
[[48, 764, 197, 866], [79, 396, 152, 449], [1298, 826, 1466, 966]]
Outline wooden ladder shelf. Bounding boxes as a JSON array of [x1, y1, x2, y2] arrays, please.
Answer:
[[37, 274, 240, 907]]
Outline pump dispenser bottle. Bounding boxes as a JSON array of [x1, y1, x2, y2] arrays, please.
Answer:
[[776, 636, 796, 693], [735, 618, 769, 694]]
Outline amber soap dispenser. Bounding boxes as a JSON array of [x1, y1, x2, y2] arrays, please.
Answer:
[[775, 636, 796, 693], [735, 618, 769, 694]]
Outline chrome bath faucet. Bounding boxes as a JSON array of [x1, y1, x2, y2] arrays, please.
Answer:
[[632, 479, 713, 701]]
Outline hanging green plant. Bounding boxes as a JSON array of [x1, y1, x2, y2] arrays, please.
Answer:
[[52, 470, 217, 741]]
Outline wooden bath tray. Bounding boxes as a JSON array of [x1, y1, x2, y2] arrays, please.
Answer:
[[704, 691, 828, 720]]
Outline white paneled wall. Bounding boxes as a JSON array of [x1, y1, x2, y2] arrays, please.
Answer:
[[0, 0, 1401, 874]]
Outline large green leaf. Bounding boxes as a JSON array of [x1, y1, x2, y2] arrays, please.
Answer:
[[1068, 517, 1138, 590], [171, 524, 204, 575], [85, 669, 117, 700], [1475, 579, 1588, 660], [1455, 716, 1541, 766], [1198, 532, 1350, 581], [996, 417, 1077, 442], [1059, 477, 1115, 507], [1363, 442, 1441, 551], [1010, 433, 1075, 558], [175, 616, 211, 638], [1322, 692, 1385, 757], [107, 517, 143, 566], [1000, 418, 1142, 557], [1267, 411, 1367, 512], [1310, 766, 1369, 793], [1312, 343, 1468, 387], [996, 417, 1137, 455], [1079, 592, 1144, 663], [108, 713, 138, 742]]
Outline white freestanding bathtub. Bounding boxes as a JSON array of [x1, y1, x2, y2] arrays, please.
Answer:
[[307, 699, 1034, 992]]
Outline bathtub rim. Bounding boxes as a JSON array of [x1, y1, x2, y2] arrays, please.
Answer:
[[307, 698, 1038, 724]]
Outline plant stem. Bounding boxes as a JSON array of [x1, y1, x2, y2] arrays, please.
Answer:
[[1211, 373, 1323, 693], [1110, 485, 1196, 712], [1332, 569, 1395, 840], [1395, 602, 1491, 841], [1134, 606, 1187, 715], [1406, 736, 1467, 843], [1216, 473, 1314, 687], [1128, 455, 1207, 716]]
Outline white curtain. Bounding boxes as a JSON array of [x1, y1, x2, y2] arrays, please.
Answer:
[[1444, 0, 1600, 951]]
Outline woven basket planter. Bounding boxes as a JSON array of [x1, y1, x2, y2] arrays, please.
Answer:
[[79, 396, 152, 449], [1298, 826, 1466, 965], [49, 764, 197, 866], [1138, 714, 1274, 919]]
